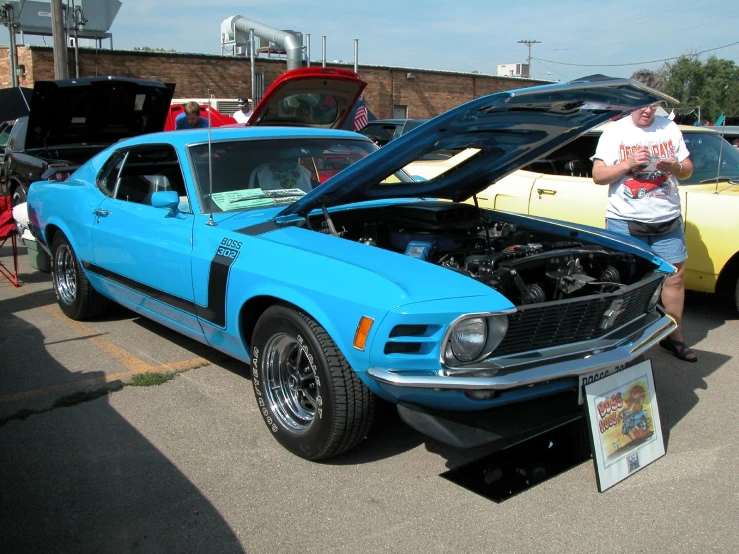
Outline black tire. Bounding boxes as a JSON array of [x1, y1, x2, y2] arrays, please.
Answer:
[[51, 233, 109, 320], [734, 274, 739, 316], [11, 182, 27, 207], [251, 304, 376, 460]]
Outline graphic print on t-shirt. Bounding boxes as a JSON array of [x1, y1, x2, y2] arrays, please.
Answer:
[[619, 140, 674, 200]]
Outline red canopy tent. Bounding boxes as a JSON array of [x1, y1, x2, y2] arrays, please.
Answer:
[[0, 195, 20, 287]]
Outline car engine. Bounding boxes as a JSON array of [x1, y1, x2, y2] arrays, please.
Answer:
[[310, 201, 654, 306]]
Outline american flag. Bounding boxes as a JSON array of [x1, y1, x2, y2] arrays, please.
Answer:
[[353, 95, 369, 131]]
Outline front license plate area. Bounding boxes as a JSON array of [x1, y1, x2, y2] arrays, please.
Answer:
[[578, 363, 627, 405]]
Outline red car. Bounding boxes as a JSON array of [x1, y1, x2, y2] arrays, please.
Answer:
[[623, 173, 666, 199], [164, 104, 236, 131], [164, 68, 368, 185], [245, 67, 366, 131]]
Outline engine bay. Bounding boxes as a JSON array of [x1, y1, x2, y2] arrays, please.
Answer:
[[308, 201, 657, 306]]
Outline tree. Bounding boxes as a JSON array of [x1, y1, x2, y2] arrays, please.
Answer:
[[659, 55, 739, 123], [133, 46, 177, 53]]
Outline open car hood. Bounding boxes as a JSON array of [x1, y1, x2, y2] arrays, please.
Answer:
[[247, 67, 366, 130], [0, 87, 32, 122], [25, 77, 175, 150], [278, 75, 672, 218]]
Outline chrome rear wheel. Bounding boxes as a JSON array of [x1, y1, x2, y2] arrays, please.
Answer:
[[50, 233, 108, 320], [54, 243, 77, 306]]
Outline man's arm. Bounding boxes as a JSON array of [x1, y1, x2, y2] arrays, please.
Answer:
[[592, 146, 651, 185]]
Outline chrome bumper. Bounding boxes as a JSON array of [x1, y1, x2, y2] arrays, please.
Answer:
[[366, 313, 676, 391]]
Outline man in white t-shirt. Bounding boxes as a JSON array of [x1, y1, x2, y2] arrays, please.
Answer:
[[592, 70, 696, 362], [232, 98, 252, 124]]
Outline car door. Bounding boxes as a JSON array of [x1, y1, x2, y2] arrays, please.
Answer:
[[527, 170, 609, 229], [475, 169, 538, 213], [90, 144, 201, 332]]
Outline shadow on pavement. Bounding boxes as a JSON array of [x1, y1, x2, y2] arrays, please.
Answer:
[[0, 304, 244, 552]]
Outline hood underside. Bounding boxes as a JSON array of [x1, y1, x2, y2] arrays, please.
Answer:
[[26, 77, 175, 150], [278, 75, 672, 218], [248, 67, 366, 130]]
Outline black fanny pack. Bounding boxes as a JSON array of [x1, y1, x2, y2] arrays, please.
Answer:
[[627, 216, 681, 236]]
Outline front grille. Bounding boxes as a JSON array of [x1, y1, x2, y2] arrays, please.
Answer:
[[494, 277, 661, 357]]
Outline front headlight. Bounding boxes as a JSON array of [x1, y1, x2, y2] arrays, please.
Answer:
[[450, 317, 487, 362]]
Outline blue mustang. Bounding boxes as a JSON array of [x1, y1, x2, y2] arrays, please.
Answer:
[[28, 76, 677, 460]]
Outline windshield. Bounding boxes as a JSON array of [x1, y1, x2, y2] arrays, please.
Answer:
[[257, 92, 342, 126], [682, 131, 739, 184], [188, 137, 383, 213]]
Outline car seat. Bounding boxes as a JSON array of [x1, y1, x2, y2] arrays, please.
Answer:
[[248, 161, 313, 192], [142, 174, 172, 205], [565, 160, 590, 177]]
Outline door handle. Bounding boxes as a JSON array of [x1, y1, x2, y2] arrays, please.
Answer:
[[537, 188, 557, 198], [93, 209, 111, 217]]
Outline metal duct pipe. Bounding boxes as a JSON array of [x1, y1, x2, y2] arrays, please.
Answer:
[[306, 34, 311, 67], [249, 29, 256, 105], [221, 15, 302, 70], [354, 39, 358, 73], [321, 36, 326, 68]]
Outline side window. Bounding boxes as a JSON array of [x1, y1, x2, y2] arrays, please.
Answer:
[[96, 151, 127, 196], [113, 145, 190, 211], [0, 123, 13, 147]]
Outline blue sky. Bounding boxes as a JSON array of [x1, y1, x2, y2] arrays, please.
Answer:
[[13, 0, 739, 82]]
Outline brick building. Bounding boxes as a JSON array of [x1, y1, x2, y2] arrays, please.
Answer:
[[0, 45, 545, 119]]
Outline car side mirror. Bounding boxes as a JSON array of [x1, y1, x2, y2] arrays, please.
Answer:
[[151, 190, 180, 210]]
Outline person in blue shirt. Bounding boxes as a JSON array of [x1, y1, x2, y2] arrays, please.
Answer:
[[175, 101, 209, 129]]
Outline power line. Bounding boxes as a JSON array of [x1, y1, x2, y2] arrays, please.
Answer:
[[532, 40, 739, 67]]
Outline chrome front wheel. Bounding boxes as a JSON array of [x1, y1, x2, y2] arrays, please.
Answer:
[[251, 304, 376, 460], [263, 333, 317, 434]]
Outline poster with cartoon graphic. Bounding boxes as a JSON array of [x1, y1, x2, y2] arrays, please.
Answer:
[[584, 359, 665, 492]]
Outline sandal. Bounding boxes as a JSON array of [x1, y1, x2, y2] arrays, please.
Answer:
[[659, 337, 698, 363]]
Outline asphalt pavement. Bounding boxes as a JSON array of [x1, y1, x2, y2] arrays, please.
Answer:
[[1, 243, 737, 553]]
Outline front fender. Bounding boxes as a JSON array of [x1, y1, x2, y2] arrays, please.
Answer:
[[230, 280, 392, 372]]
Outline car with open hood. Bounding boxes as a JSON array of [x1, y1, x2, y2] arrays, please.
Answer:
[[245, 67, 366, 131], [1, 76, 174, 205], [408, 122, 739, 313], [27, 76, 677, 460]]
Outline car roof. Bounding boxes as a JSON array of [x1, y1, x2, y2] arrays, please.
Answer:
[[112, 126, 372, 149]]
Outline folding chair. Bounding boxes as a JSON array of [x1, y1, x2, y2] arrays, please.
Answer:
[[0, 195, 20, 287]]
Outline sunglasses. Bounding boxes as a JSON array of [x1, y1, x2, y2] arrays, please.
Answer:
[[640, 101, 666, 111]]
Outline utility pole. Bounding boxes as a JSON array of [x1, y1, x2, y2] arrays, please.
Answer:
[[517, 39, 541, 78], [1, 2, 19, 87], [51, 0, 69, 79], [72, 6, 87, 78]]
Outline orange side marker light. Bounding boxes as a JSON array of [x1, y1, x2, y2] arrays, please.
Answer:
[[353, 316, 374, 351]]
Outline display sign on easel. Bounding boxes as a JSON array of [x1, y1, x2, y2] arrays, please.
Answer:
[[584, 359, 665, 492]]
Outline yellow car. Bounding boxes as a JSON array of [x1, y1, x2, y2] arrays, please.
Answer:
[[406, 125, 739, 312]]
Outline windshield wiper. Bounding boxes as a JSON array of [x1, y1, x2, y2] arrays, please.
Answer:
[[230, 191, 306, 203]]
